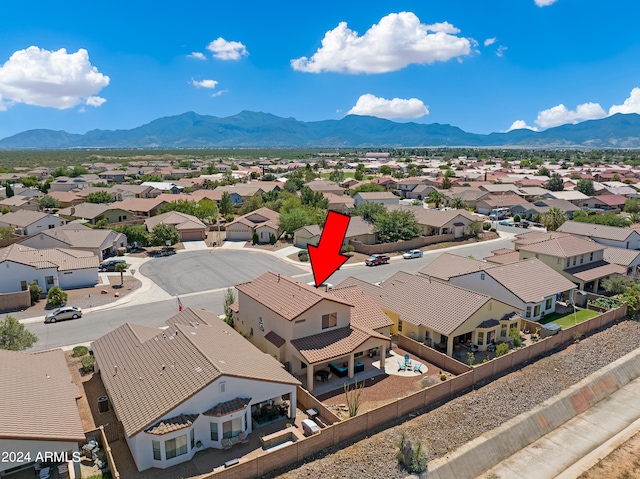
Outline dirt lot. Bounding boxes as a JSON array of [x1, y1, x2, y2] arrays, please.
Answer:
[[578, 430, 640, 479]]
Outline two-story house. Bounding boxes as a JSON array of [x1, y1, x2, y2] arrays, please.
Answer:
[[556, 221, 640, 250], [232, 272, 391, 392]]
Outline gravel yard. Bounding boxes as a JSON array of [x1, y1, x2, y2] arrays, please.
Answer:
[[267, 319, 640, 479]]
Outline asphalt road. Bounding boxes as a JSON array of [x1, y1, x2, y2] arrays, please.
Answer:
[[27, 235, 515, 351]]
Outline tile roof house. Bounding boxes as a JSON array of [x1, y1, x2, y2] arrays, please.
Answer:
[[0, 349, 84, 476], [45, 190, 84, 208], [475, 194, 530, 215], [303, 180, 344, 196], [18, 223, 128, 260], [232, 272, 391, 392], [324, 192, 355, 213], [603, 247, 640, 278], [556, 221, 640, 250], [293, 224, 322, 248], [337, 271, 521, 356], [225, 207, 280, 243], [0, 195, 41, 212], [418, 253, 486, 281], [92, 307, 299, 472], [116, 197, 167, 217], [511, 199, 581, 220], [387, 205, 480, 238], [58, 203, 132, 225], [575, 195, 627, 213], [353, 191, 400, 206], [0, 243, 99, 293], [540, 190, 590, 204], [0, 210, 64, 235], [144, 211, 206, 242]]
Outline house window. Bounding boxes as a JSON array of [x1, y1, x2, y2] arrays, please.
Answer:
[[45, 276, 54, 286], [258, 317, 264, 332], [165, 434, 188, 459], [573, 257, 577, 266], [526, 306, 531, 318], [301, 361, 307, 369], [590, 252, 593, 261], [398, 320, 403, 332], [501, 324, 507, 337], [480, 273, 485, 280], [210, 423, 218, 441], [478, 332, 484, 346], [190, 429, 195, 450], [222, 417, 243, 439], [566, 259, 570, 268], [534, 304, 541, 317], [580, 255, 584, 264], [219, 381, 226, 393], [545, 297, 553, 310], [322, 312, 337, 329], [152, 440, 161, 460], [20, 281, 28, 291]]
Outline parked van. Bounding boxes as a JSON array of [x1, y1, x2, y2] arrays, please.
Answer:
[[489, 208, 510, 220]]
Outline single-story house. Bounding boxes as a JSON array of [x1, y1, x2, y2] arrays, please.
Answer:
[[0, 349, 84, 477], [45, 190, 84, 208], [324, 192, 355, 213], [0, 195, 40, 212], [353, 191, 400, 207], [475, 194, 530, 215], [0, 244, 99, 293], [214, 185, 266, 204], [293, 224, 322, 248], [141, 181, 184, 194], [145, 211, 207, 242], [345, 216, 378, 245], [0, 210, 64, 235], [303, 180, 344, 196], [540, 190, 590, 204], [225, 207, 279, 242], [387, 205, 479, 238], [92, 307, 300, 472], [116, 197, 167, 217], [58, 203, 132, 225], [575, 195, 627, 212], [98, 170, 127, 183], [48, 177, 92, 192], [556, 221, 640, 250]]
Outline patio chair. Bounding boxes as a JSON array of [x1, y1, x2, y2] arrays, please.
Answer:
[[413, 362, 423, 373], [239, 432, 249, 444], [404, 353, 412, 367], [222, 438, 232, 449], [398, 360, 406, 371]]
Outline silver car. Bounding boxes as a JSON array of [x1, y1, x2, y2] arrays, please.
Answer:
[[403, 249, 423, 259], [45, 306, 83, 323]]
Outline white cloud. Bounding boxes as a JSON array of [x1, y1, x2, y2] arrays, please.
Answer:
[[0, 46, 109, 110], [496, 45, 508, 57], [347, 93, 429, 119], [535, 0, 558, 6], [188, 52, 206, 61], [210, 89, 228, 97], [609, 87, 640, 115], [484, 37, 496, 47], [191, 79, 219, 89], [507, 120, 538, 132], [206, 38, 248, 60], [535, 102, 607, 128], [291, 12, 472, 74]]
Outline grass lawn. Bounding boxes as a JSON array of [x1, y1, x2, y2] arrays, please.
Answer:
[[319, 172, 357, 179], [539, 307, 600, 328]]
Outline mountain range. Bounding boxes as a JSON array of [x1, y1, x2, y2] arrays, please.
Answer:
[[1, 111, 640, 149]]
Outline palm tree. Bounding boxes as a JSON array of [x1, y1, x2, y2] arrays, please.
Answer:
[[450, 197, 467, 210], [427, 190, 446, 209], [115, 262, 127, 286], [541, 207, 568, 231]]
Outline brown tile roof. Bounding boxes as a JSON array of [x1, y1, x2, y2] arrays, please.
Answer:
[[0, 349, 84, 442], [58, 202, 127, 219], [144, 211, 205, 232], [519, 235, 604, 258], [477, 195, 529, 208], [0, 244, 99, 270], [117, 197, 167, 213], [329, 285, 393, 331], [484, 251, 521, 264], [204, 397, 251, 417], [345, 216, 376, 238], [418, 253, 486, 280], [387, 205, 478, 228], [557, 221, 638, 242], [235, 272, 352, 321], [145, 413, 199, 435], [0, 209, 51, 227], [513, 231, 570, 247], [290, 326, 388, 364], [296, 224, 322, 236], [227, 207, 280, 230], [482, 258, 577, 303], [603, 247, 640, 267], [92, 308, 299, 437], [564, 261, 625, 282], [265, 331, 286, 348], [324, 192, 355, 206], [355, 192, 399, 200], [33, 223, 124, 249]]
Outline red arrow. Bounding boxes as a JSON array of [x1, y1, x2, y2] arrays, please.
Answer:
[[308, 211, 351, 287]]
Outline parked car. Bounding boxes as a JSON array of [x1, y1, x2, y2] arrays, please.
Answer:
[[99, 258, 127, 271], [45, 306, 82, 323], [514, 220, 530, 228], [365, 254, 390, 266], [403, 249, 423, 259], [498, 220, 515, 227]]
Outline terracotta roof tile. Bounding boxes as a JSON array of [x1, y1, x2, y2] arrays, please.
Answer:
[[329, 285, 393, 331], [145, 413, 199, 435], [203, 397, 251, 417], [519, 235, 604, 258], [290, 326, 388, 364], [418, 253, 486, 280], [564, 260, 625, 282], [265, 331, 286, 348], [557, 221, 638, 242], [0, 244, 99, 270], [603, 247, 640, 267]]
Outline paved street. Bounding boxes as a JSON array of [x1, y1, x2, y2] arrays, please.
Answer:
[[26, 235, 516, 352]]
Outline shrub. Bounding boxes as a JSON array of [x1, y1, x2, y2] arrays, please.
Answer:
[[495, 343, 510, 357], [298, 250, 309, 262], [467, 352, 475, 366], [72, 346, 88, 357], [46, 286, 67, 307], [342, 244, 355, 255], [510, 328, 522, 347], [490, 227, 497, 232], [269, 234, 276, 245], [252, 232, 259, 245], [513, 214, 521, 222], [29, 280, 42, 303], [439, 373, 447, 381], [396, 432, 428, 474], [483, 222, 491, 230], [81, 355, 96, 373]]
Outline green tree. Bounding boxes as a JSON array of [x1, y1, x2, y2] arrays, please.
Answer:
[[95, 218, 109, 227], [29, 280, 42, 303], [495, 342, 510, 357], [349, 183, 385, 197], [545, 173, 564, 192], [379, 165, 392, 176], [624, 198, 640, 214], [351, 202, 386, 222], [279, 208, 311, 236], [300, 186, 328, 209], [441, 176, 452, 189], [21, 176, 41, 188], [537, 166, 551, 177], [575, 178, 595, 196], [46, 286, 68, 307], [112, 224, 149, 247], [602, 275, 634, 295], [4, 182, 14, 197], [223, 288, 235, 327], [0, 316, 38, 351], [354, 169, 364, 181], [219, 192, 235, 216], [375, 209, 422, 242], [541, 207, 568, 231], [39, 195, 60, 210], [150, 224, 180, 246], [450, 197, 467, 209], [427, 190, 446, 208], [1, 206, 10, 215], [239, 195, 263, 215], [115, 262, 127, 286], [0, 226, 12, 240], [329, 167, 344, 183], [86, 191, 113, 204]]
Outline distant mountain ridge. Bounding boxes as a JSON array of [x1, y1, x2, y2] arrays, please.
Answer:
[[1, 111, 640, 149]]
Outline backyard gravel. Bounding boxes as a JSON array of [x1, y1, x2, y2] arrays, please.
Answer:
[[267, 319, 640, 479]]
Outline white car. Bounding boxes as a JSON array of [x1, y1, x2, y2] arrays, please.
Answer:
[[307, 281, 333, 291], [403, 249, 423, 259]]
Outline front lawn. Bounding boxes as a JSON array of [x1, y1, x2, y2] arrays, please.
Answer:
[[539, 307, 600, 328]]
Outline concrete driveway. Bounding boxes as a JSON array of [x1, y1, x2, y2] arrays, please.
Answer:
[[139, 249, 306, 296]]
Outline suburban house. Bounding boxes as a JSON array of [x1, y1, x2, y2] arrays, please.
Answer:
[[576, 195, 627, 212], [46, 190, 84, 208], [344, 216, 378, 246], [303, 180, 344, 196], [116, 197, 167, 217], [423, 254, 576, 321], [144, 211, 207, 242], [556, 221, 640, 250], [225, 207, 280, 242], [48, 177, 93, 192], [19, 223, 128, 260], [395, 178, 431, 198], [603, 247, 640, 278], [0, 210, 64, 235], [540, 190, 590, 204], [115, 184, 156, 198], [58, 203, 132, 225], [510, 199, 581, 220], [0, 195, 40, 212], [337, 271, 521, 357], [98, 170, 127, 183], [232, 272, 391, 392], [475, 194, 529, 215], [214, 185, 266, 204], [387, 205, 480, 238], [484, 248, 521, 264], [92, 307, 300, 472], [405, 183, 438, 200], [0, 349, 84, 477], [193, 189, 243, 206], [324, 192, 355, 213], [418, 253, 487, 281], [140, 181, 184, 194], [353, 191, 400, 207], [0, 244, 99, 293], [293, 224, 322, 248], [517, 234, 625, 292], [443, 187, 487, 209]]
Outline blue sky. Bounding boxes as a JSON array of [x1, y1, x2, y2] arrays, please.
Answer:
[[1, 0, 639, 140]]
